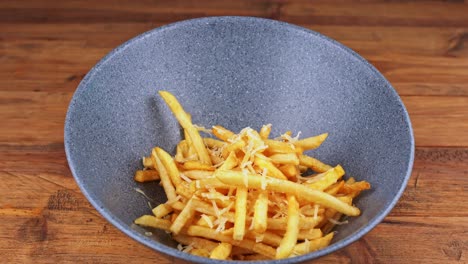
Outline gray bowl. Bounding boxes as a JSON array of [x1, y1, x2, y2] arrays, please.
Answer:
[[65, 17, 414, 263]]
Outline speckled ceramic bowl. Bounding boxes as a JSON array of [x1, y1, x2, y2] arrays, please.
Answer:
[[65, 17, 414, 263]]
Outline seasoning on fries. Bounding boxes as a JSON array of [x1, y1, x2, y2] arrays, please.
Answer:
[[134, 91, 371, 260]]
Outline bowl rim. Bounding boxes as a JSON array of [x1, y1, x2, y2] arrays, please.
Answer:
[[65, 16, 415, 263]]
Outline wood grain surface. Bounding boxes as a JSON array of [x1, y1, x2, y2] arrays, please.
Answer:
[[1, 1, 467, 263]]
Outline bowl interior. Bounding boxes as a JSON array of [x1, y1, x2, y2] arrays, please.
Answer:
[[65, 17, 414, 263]]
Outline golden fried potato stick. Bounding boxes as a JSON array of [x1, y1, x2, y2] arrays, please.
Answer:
[[159, 91, 211, 165], [215, 170, 360, 216], [244, 230, 282, 247], [233, 187, 248, 240], [259, 124, 272, 140], [218, 151, 238, 170], [183, 170, 214, 180], [184, 129, 197, 159], [278, 164, 299, 179], [212, 125, 235, 142], [203, 137, 226, 148], [210, 242, 232, 260], [275, 229, 323, 241], [222, 140, 246, 159], [264, 139, 295, 154], [306, 165, 345, 191], [298, 154, 332, 173], [173, 234, 218, 251], [269, 153, 300, 165], [142, 156, 154, 169], [294, 133, 328, 151], [293, 233, 334, 256], [276, 195, 300, 259], [152, 203, 173, 218], [183, 160, 215, 171], [134, 215, 172, 231], [324, 180, 345, 195], [170, 198, 196, 235], [187, 225, 276, 259], [190, 248, 210, 257], [134, 170, 159, 182], [155, 147, 183, 187], [340, 181, 371, 198], [253, 191, 268, 233], [151, 148, 177, 201], [254, 154, 288, 180]]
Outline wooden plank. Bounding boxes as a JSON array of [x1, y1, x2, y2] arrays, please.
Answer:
[[403, 96, 468, 147], [280, 1, 468, 27], [2, 23, 468, 96]]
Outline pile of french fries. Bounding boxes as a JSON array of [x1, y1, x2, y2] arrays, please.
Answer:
[[134, 91, 370, 260]]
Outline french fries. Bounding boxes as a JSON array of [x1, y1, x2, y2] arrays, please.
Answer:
[[133, 91, 371, 260]]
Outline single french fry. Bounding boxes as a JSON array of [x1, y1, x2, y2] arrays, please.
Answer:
[[267, 216, 322, 230], [269, 153, 300, 165], [152, 149, 177, 201], [294, 133, 328, 151], [298, 154, 332, 173], [173, 234, 218, 251], [222, 140, 246, 159], [142, 156, 154, 169], [253, 191, 268, 233], [203, 137, 226, 148], [233, 187, 248, 240], [152, 203, 173, 218], [134, 170, 160, 182], [254, 154, 287, 180], [215, 170, 360, 216], [176, 182, 194, 199], [276, 195, 300, 259], [183, 170, 214, 180], [306, 165, 345, 191], [183, 160, 215, 171], [187, 225, 276, 259], [212, 125, 235, 142], [293, 233, 334, 256], [155, 147, 183, 187], [259, 124, 272, 140], [278, 164, 299, 179], [325, 180, 345, 195], [191, 178, 232, 191], [218, 151, 238, 170], [184, 129, 197, 159], [210, 242, 232, 260], [264, 139, 295, 154], [174, 142, 185, 163], [275, 229, 323, 241], [190, 248, 210, 257], [170, 198, 195, 234], [159, 91, 211, 165], [340, 181, 371, 198], [134, 215, 172, 231], [244, 230, 283, 247]]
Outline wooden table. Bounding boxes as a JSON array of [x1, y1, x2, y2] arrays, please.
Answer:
[[1, 1, 467, 263]]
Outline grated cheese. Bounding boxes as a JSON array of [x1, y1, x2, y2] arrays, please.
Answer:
[[195, 180, 201, 189], [145, 231, 153, 236], [255, 233, 265, 243], [194, 124, 213, 134], [328, 218, 349, 225], [201, 214, 214, 229], [314, 204, 320, 221], [214, 217, 228, 233], [134, 187, 156, 203], [180, 173, 192, 183]]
